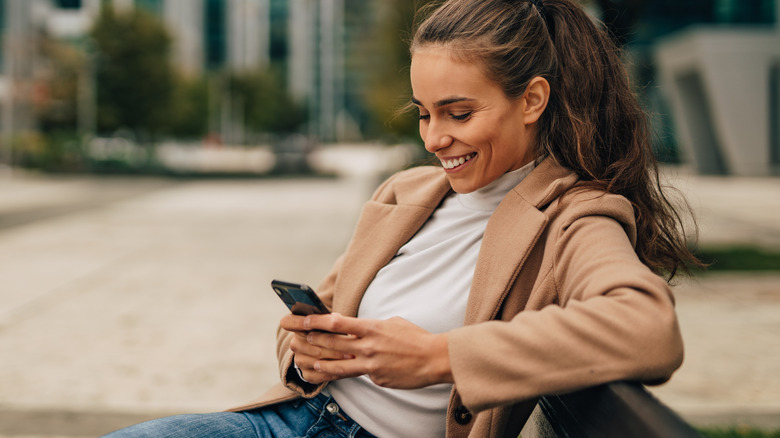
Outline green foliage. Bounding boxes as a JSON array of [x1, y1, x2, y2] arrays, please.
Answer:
[[695, 246, 780, 271], [12, 131, 85, 172], [361, 0, 437, 143], [699, 426, 780, 438], [90, 5, 175, 140], [35, 37, 84, 133], [167, 75, 209, 139], [227, 68, 306, 134]]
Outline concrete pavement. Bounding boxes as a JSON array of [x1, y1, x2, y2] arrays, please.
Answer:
[[0, 166, 778, 436]]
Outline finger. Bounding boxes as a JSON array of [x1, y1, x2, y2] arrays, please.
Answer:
[[293, 356, 340, 384], [290, 335, 351, 360], [305, 331, 360, 358], [313, 358, 365, 379], [299, 370, 338, 385], [294, 352, 346, 383], [304, 313, 374, 337], [280, 314, 309, 333]]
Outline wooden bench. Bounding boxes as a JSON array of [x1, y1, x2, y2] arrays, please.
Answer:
[[520, 381, 703, 437]]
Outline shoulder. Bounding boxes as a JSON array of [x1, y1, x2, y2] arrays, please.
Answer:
[[550, 185, 637, 245], [369, 165, 449, 205]]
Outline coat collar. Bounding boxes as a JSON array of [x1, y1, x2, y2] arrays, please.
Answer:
[[333, 158, 580, 321], [332, 167, 451, 316], [465, 157, 579, 323]]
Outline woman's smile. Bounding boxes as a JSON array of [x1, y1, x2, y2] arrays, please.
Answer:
[[439, 153, 476, 171]]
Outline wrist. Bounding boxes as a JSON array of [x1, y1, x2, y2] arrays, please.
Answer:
[[430, 333, 454, 384]]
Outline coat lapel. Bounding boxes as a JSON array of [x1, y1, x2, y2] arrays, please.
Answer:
[[464, 158, 579, 324], [333, 169, 452, 316], [464, 194, 548, 324]]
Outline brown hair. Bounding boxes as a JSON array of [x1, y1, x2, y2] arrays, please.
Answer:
[[411, 0, 702, 280]]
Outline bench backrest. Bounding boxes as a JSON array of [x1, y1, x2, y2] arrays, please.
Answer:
[[520, 382, 703, 437]]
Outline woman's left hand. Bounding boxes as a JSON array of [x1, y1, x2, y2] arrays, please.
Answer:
[[300, 313, 453, 389]]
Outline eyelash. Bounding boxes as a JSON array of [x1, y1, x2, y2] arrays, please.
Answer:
[[418, 112, 473, 121]]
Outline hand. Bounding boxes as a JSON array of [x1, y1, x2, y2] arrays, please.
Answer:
[[280, 313, 350, 384], [297, 313, 454, 389]]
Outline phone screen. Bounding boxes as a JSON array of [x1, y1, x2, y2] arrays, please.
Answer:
[[272, 280, 330, 315]]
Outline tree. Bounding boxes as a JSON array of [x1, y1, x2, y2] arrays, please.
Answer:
[[167, 74, 209, 139], [227, 67, 307, 136], [35, 36, 83, 133], [90, 6, 175, 141], [361, 0, 433, 142]]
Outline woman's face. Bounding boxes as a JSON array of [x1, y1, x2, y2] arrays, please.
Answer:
[[410, 48, 536, 194]]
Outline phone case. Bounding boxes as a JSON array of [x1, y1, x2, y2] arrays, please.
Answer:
[[271, 279, 330, 315]]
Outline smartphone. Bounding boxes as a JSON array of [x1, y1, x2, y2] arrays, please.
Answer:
[[271, 279, 330, 316]]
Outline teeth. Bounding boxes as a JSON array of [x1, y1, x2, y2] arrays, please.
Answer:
[[441, 154, 474, 169]]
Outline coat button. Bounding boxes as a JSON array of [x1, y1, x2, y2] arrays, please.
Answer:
[[454, 406, 472, 425]]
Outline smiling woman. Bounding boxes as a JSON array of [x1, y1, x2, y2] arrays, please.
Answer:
[[103, 1, 703, 437], [410, 49, 544, 193]]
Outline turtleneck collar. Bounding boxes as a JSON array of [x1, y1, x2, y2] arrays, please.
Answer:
[[457, 160, 536, 211]]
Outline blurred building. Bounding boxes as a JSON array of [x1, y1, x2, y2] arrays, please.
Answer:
[[287, 0, 375, 141], [1, 0, 38, 165], [650, 0, 780, 176], [10, 0, 774, 170], [38, 0, 272, 74], [595, 0, 778, 176], [0, 0, 371, 156]]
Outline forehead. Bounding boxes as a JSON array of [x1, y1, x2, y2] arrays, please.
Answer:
[[410, 48, 504, 103]]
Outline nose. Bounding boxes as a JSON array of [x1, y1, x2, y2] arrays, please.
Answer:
[[422, 121, 453, 153]]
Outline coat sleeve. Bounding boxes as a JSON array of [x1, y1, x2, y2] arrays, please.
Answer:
[[447, 195, 684, 412]]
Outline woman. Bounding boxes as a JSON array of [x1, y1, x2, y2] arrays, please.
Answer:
[[105, 0, 699, 436]]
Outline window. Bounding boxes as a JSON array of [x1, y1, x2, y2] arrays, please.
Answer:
[[56, 0, 82, 9], [204, 0, 226, 69]]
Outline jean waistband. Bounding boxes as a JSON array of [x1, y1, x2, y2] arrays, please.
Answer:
[[302, 393, 376, 438]]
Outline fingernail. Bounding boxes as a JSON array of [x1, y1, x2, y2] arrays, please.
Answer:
[[307, 333, 314, 343], [313, 361, 321, 371], [303, 317, 312, 330]]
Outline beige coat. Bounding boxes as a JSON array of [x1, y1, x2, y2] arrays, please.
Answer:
[[233, 158, 684, 438]]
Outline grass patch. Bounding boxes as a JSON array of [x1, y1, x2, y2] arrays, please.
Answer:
[[699, 427, 780, 438], [694, 246, 780, 271]]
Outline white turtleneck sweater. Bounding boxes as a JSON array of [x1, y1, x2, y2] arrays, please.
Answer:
[[326, 161, 536, 437]]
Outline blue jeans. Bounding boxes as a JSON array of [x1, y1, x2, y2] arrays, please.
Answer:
[[102, 393, 376, 438]]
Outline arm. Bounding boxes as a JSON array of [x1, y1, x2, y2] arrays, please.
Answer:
[[448, 208, 684, 412]]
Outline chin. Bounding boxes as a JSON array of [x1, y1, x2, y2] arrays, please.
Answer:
[[447, 178, 479, 194]]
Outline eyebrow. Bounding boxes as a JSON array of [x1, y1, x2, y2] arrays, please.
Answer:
[[411, 96, 476, 108]]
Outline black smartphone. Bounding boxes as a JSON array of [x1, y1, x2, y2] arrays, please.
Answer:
[[271, 279, 331, 316]]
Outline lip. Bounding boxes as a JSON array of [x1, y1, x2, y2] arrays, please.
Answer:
[[439, 153, 476, 173]]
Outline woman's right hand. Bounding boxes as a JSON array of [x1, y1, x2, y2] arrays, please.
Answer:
[[281, 313, 354, 384]]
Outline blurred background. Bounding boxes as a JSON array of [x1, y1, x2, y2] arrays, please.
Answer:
[[0, 0, 778, 437], [0, 0, 778, 176]]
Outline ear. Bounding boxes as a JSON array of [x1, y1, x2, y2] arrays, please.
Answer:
[[522, 76, 550, 125]]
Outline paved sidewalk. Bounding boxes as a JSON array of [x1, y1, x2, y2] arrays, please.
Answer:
[[0, 167, 778, 436]]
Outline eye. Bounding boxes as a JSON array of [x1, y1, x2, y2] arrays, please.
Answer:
[[451, 112, 472, 121], [418, 114, 430, 121]]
